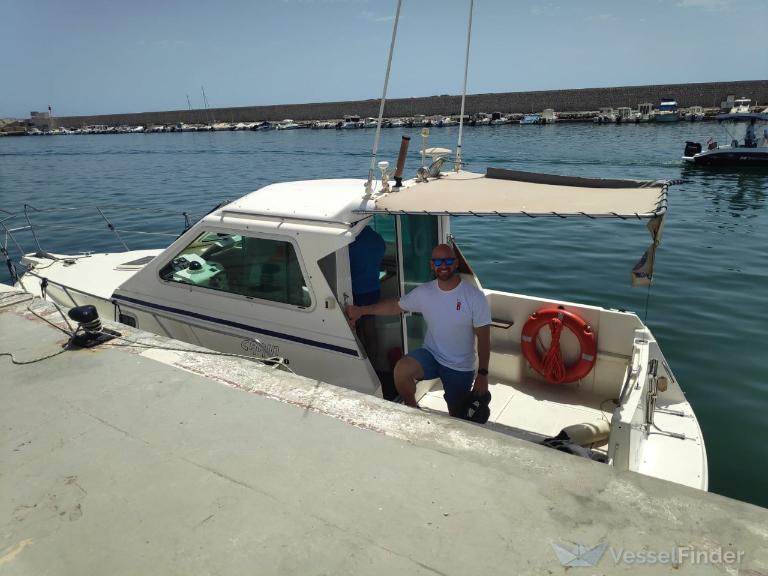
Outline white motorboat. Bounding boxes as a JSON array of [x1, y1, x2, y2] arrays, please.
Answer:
[[730, 97, 752, 114], [474, 113, 492, 126], [489, 113, 510, 125], [593, 108, 616, 124], [654, 99, 680, 123], [540, 109, 557, 124], [340, 115, 362, 129], [5, 160, 707, 490], [615, 107, 638, 124], [684, 106, 705, 122], [519, 114, 541, 125], [636, 103, 654, 123], [276, 119, 302, 130], [682, 110, 768, 167]]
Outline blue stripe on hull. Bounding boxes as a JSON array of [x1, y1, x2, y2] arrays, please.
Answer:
[[113, 294, 360, 357]]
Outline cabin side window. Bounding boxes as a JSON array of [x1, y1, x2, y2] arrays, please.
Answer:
[[158, 231, 311, 307]]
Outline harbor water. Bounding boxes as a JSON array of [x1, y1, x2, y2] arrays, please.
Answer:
[[1, 124, 766, 507]]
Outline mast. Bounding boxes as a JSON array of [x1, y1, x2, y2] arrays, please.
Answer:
[[201, 86, 214, 125], [455, 0, 474, 171], [364, 0, 403, 196]]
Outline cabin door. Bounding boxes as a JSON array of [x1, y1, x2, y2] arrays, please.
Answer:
[[396, 214, 440, 354], [352, 214, 439, 398]]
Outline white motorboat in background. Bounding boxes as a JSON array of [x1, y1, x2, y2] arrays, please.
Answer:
[[519, 114, 541, 125], [474, 113, 491, 126], [276, 119, 302, 130], [684, 106, 705, 122], [636, 103, 654, 123], [616, 107, 638, 123], [340, 115, 362, 129], [541, 109, 557, 124], [593, 107, 616, 123], [654, 99, 680, 123], [490, 112, 510, 125], [730, 97, 752, 114]]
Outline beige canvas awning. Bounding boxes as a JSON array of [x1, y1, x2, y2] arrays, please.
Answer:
[[359, 169, 669, 219]]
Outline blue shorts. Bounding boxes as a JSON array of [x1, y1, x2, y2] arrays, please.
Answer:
[[407, 348, 475, 407]]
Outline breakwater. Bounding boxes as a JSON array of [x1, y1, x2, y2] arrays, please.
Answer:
[[53, 80, 768, 128]]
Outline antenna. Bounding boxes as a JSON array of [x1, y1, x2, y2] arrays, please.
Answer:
[[455, 0, 474, 172], [365, 0, 403, 197]]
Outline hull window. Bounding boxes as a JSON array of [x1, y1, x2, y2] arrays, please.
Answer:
[[119, 313, 138, 328]]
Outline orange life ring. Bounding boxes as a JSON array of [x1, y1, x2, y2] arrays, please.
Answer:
[[521, 307, 597, 384]]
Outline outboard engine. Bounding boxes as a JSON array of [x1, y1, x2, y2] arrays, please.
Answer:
[[684, 141, 702, 158]]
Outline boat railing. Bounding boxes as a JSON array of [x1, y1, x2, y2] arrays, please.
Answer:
[[1, 203, 203, 284]]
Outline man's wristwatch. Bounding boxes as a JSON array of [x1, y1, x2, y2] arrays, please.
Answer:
[[477, 368, 489, 376]]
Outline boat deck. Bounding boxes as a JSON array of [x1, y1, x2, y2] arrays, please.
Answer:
[[420, 377, 613, 450]]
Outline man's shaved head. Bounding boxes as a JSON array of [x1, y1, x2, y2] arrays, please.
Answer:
[[431, 244, 455, 259]]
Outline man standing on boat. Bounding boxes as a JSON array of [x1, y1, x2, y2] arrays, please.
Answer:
[[346, 243, 491, 415]]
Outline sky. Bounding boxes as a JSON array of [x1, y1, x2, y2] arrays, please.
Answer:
[[1, 0, 766, 118]]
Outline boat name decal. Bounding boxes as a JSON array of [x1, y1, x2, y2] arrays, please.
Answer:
[[241, 338, 280, 358]]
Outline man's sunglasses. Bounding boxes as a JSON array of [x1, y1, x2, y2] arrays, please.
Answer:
[[431, 258, 456, 267]]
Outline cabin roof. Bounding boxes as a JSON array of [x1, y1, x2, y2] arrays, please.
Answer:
[[216, 178, 373, 225], [210, 169, 669, 227]]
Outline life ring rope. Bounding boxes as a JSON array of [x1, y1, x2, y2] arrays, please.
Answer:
[[541, 317, 566, 383], [521, 307, 597, 385]]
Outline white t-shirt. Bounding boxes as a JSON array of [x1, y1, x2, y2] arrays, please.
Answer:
[[399, 279, 492, 372]]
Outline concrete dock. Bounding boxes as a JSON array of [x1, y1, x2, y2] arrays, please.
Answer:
[[1, 287, 767, 575]]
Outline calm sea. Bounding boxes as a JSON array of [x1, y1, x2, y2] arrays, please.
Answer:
[[1, 124, 766, 507]]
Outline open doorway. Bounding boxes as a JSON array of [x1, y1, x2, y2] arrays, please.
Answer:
[[321, 213, 440, 399], [359, 214, 439, 398]]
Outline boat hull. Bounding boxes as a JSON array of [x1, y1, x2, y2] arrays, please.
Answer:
[[654, 113, 679, 123], [684, 148, 768, 167]]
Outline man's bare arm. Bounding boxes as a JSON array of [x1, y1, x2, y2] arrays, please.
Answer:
[[346, 298, 404, 324], [473, 324, 491, 395]]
